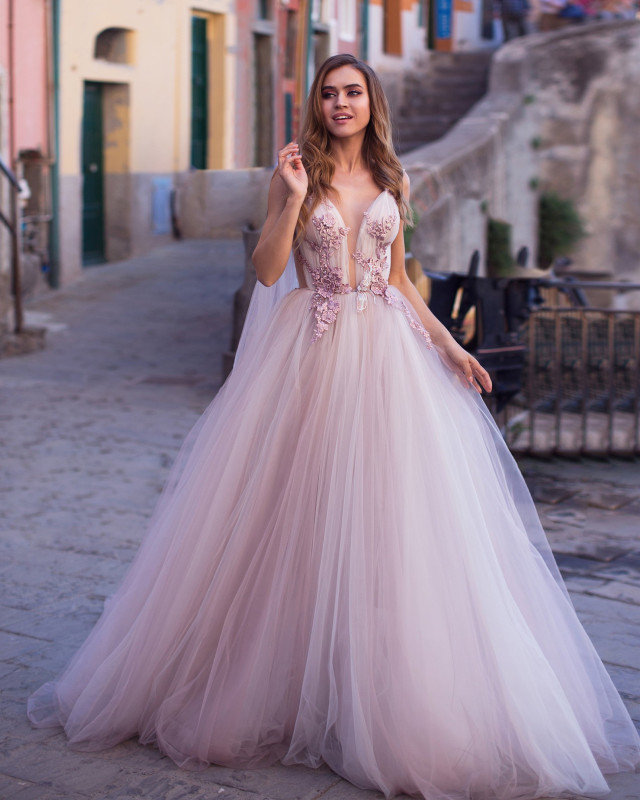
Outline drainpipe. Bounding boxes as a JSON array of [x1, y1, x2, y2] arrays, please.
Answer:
[[6, 0, 24, 331], [8, 0, 15, 168], [45, 0, 60, 287], [361, 0, 369, 61], [305, 0, 313, 96]]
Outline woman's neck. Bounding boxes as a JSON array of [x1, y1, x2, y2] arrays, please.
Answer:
[[330, 134, 366, 177]]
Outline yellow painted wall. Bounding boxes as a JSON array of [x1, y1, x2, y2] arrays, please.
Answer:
[[59, 0, 237, 177]]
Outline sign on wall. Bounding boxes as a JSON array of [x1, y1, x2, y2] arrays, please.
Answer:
[[436, 0, 452, 39]]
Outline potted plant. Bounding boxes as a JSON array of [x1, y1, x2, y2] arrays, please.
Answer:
[[538, 192, 585, 269]]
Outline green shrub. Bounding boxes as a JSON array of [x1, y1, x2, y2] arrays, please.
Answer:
[[487, 218, 513, 277], [538, 192, 586, 269]]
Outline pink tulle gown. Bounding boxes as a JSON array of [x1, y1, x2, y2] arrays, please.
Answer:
[[28, 190, 640, 799]]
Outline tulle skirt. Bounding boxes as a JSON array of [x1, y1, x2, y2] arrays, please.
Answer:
[[28, 288, 640, 799]]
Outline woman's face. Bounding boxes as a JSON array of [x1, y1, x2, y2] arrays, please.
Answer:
[[320, 65, 371, 140]]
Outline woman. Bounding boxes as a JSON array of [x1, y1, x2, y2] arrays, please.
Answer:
[[28, 54, 640, 799]]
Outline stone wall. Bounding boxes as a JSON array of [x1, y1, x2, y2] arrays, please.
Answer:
[[175, 168, 272, 239], [403, 90, 537, 275], [531, 23, 640, 282], [404, 21, 640, 283]]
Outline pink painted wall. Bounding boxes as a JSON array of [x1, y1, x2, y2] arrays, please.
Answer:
[[235, 0, 253, 167], [0, 0, 49, 162]]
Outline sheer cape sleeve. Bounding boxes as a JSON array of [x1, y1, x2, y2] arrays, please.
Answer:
[[234, 252, 299, 369]]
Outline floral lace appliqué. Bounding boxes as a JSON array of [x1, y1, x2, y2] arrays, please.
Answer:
[[300, 201, 432, 348], [353, 211, 432, 348], [303, 210, 352, 342], [384, 291, 433, 347], [353, 252, 387, 311]]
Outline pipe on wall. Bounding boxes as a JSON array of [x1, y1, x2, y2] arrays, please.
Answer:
[[8, 0, 15, 167], [44, 0, 60, 287]]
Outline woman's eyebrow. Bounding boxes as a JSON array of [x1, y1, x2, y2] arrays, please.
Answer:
[[321, 83, 364, 91]]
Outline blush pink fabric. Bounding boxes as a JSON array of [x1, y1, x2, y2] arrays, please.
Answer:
[[28, 191, 640, 799]]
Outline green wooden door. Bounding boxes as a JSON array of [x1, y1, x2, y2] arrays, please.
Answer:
[[253, 33, 273, 167], [82, 82, 105, 265], [191, 16, 208, 169]]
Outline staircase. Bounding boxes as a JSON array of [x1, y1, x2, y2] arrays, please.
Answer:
[[394, 51, 495, 154]]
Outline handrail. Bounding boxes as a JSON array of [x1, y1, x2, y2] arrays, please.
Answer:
[[0, 156, 20, 190], [499, 306, 640, 456], [538, 279, 640, 291], [434, 271, 640, 292], [0, 154, 23, 333]]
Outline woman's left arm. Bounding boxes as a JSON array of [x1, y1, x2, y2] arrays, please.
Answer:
[[387, 173, 492, 395]]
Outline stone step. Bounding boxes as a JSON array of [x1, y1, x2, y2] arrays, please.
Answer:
[[394, 49, 493, 153], [403, 78, 487, 98], [395, 121, 456, 150], [401, 94, 485, 114], [395, 114, 460, 136], [400, 91, 483, 116], [406, 70, 489, 86], [396, 133, 451, 153], [427, 50, 495, 69], [408, 64, 491, 82], [396, 124, 454, 143]]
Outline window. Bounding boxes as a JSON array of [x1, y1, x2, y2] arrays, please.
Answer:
[[311, 0, 328, 23], [94, 28, 135, 64], [340, 0, 356, 40], [383, 0, 402, 55], [285, 10, 297, 78], [256, 0, 270, 19]]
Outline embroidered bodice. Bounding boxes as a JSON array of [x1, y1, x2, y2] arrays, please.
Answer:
[[296, 189, 432, 346]]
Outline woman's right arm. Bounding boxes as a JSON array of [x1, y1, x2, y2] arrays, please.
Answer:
[[252, 142, 308, 286]]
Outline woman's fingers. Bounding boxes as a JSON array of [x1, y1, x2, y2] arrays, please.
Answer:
[[278, 142, 299, 165], [467, 359, 492, 394], [476, 364, 492, 393], [278, 143, 304, 180], [462, 356, 492, 394], [444, 341, 493, 395], [277, 143, 307, 200]]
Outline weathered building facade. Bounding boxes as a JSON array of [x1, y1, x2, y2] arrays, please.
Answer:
[[1, 0, 503, 294], [367, 0, 498, 64], [53, 1, 369, 283], [55, 0, 238, 285]]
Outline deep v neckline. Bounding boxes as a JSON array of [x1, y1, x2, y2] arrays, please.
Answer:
[[324, 189, 387, 251]]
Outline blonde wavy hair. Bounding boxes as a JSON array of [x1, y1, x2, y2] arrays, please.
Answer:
[[295, 53, 410, 245]]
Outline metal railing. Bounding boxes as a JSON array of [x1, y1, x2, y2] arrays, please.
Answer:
[[0, 155, 24, 332], [495, 281, 640, 456]]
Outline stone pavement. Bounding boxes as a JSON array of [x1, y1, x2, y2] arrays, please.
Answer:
[[0, 240, 639, 800]]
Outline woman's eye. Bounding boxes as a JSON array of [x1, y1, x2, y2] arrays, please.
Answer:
[[348, 90, 362, 96], [322, 92, 336, 99]]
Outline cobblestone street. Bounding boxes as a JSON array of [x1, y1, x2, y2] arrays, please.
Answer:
[[1, 240, 639, 800]]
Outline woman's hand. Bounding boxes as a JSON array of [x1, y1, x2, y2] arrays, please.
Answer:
[[278, 142, 308, 202], [442, 338, 493, 394]]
